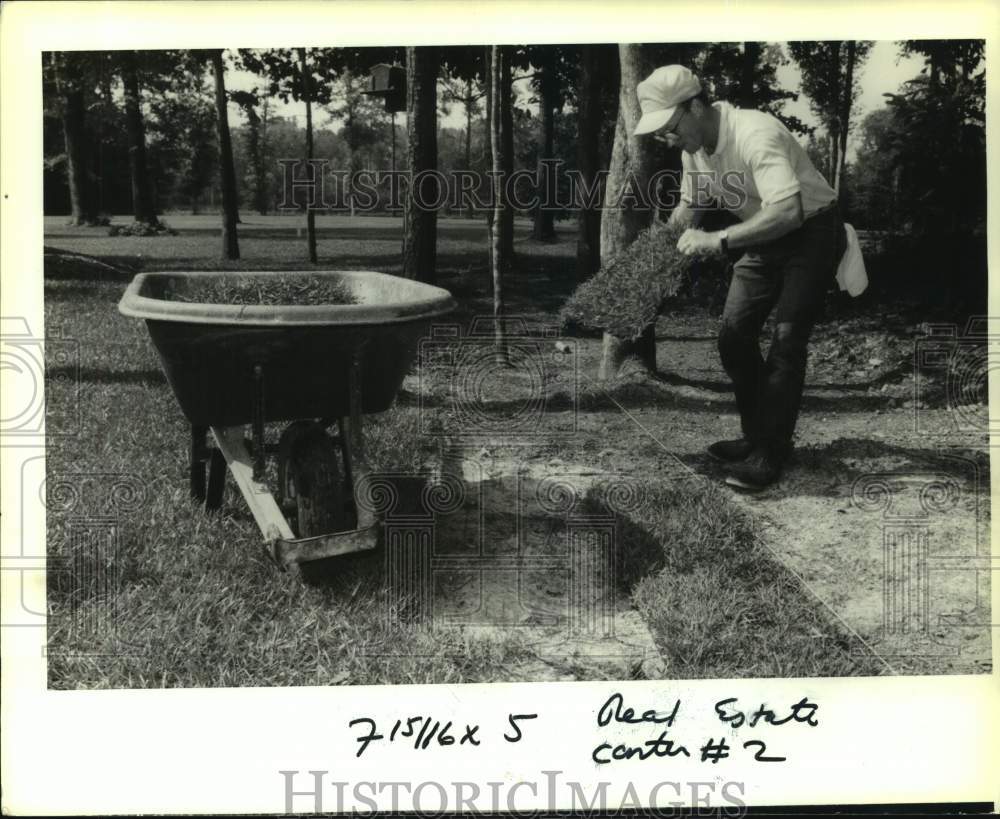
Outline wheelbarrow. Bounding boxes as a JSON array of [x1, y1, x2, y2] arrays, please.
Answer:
[[119, 270, 455, 569]]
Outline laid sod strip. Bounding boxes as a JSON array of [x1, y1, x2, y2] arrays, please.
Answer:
[[166, 275, 358, 306], [560, 221, 728, 340], [582, 481, 889, 679]]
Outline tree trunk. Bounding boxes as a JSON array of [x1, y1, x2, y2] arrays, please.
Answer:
[[532, 64, 558, 242], [210, 51, 240, 260], [483, 45, 495, 238], [575, 45, 602, 280], [54, 54, 98, 225], [488, 46, 510, 365], [298, 47, 318, 263], [464, 79, 474, 219], [346, 104, 356, 218], [826, 42, 842, 192], [833, 41, 855, 198], [402, 46, 438, 283], [245, 107, 268, 215], [244, 111, 260, 210], [740, 42, 759, 108], [258, 98, 270, 214], [828, 131, 839, 189], [891, 165, 901, 232], [97, 65, 114, 216], [120, 51, 159, 226], [600, 325, 657, 380], [500, 53, 515, 264], [598, 44, 657, 380]]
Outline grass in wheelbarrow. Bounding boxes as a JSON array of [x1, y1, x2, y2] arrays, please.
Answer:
[[167, 274, 359, 306]]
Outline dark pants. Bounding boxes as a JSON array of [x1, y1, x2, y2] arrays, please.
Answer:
[[717, 205, 846, 459]]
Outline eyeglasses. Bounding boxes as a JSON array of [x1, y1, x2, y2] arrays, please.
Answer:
[[654, 108, 687, 143]]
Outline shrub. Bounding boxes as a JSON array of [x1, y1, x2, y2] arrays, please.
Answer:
[[108, 220, 179, 237]]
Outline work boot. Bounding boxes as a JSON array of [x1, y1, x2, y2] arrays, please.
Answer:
[[707, 438, 754, 463], [724, 446, 783, 491]]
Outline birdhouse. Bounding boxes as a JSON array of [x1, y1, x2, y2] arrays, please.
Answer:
[[366, 63, 407, 113]]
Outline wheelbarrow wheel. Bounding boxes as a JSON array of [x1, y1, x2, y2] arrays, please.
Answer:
[[276, 420, 318, 512], [286, 425, 347, 538]]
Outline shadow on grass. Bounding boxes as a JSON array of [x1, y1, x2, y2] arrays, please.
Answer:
[[780, 438, 987, 500], [47, 366, 166, 386], [679, 438, 988, 502], [653, 358, 915, 396], [44, 246, 136, 282], [44, 282, 129, 301], [298, 474, 432, 590], [299, 471, 665, 629], [408, 371, 912, 421]]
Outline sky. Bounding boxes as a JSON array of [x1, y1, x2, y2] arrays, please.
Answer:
[[775, 40, 925, 157], [224, 41, 928, 158]]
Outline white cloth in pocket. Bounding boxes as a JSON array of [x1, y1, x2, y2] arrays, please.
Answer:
[[835, 222, 868, 297]]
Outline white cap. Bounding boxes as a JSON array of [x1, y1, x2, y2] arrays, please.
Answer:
[[632, 65, 702, 136]]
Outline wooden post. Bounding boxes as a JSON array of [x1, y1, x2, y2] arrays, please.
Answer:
[[299, 47, 318, 264]]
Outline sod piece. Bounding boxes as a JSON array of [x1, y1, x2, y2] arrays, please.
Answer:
[[560, 221, 727, 340]]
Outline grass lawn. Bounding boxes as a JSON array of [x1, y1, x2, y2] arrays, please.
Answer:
[[43, 214, 888, 688]]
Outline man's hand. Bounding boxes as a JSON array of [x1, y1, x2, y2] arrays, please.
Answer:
[[677, 228, 722, 256]]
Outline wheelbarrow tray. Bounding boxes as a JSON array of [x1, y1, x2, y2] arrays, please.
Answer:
[[118, 270, 456, 427], [118, 270, 456, 569]]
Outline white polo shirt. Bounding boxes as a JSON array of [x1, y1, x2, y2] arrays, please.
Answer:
[[680, 101, 836, 221]]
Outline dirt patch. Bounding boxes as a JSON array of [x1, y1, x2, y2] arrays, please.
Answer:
[[394, 448, 669, 682], [631, 311, 992, 675]]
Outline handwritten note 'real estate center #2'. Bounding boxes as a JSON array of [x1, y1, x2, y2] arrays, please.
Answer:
[[347, 691, 820, 765]]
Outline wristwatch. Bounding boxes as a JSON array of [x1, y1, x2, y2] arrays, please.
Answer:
[[718, 230, 729, 255]]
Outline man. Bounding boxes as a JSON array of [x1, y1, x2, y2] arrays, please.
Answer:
[[633, 65, 846, 490]]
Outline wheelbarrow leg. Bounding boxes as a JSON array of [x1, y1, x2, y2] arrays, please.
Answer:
[[194, 423, 228, 511], [205, 448, 227, 510], [340, 347, 375, 530], [251, 364, 265, 481], [190, 425, 208, 501]]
